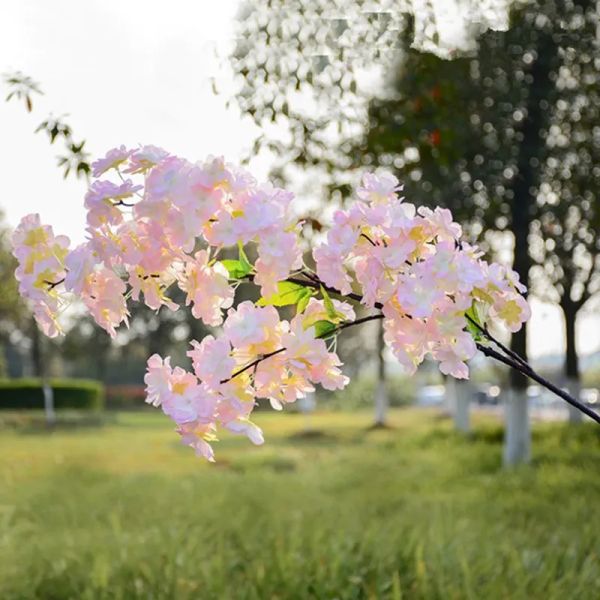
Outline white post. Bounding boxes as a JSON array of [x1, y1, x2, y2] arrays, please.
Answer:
[[503, 387, 530, 466], [454, 380, 471, 433], [43, 380, 56, 425], [374, 378, 388, 426], [566, 378, 583, 424], [374, 320, 388, 426], [298, 391, 316, 431], [445, 377, 457, 416]]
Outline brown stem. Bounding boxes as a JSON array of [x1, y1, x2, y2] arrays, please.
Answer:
[[477, 343, 600, 425], [44, 278, 65, 290], [465, 314, 531, 371], [360, 233, 377, 247]]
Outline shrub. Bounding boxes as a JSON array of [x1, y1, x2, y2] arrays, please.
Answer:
[[0, 379, 104, 411]]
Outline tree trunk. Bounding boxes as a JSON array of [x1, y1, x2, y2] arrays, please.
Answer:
[[444, 374, 456, 415], [374, 319, 388, 426], [563, 304, 582, 423], [503, 387, 531, 465], [454, 380, 471, 433], [503, 24, 557, 466], [504, 218, 531, 465]]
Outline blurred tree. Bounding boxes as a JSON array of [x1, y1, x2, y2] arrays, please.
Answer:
[[231, 0, 511, 192]]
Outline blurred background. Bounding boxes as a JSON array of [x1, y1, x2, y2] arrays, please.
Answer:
[[1, 1, 599, 598]]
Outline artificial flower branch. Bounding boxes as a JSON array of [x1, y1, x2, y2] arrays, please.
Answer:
[[9, 146, 555, 460], [281, 273, 600, 424]]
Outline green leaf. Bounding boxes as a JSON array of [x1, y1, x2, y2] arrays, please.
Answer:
[[257, 281, 308, 307], [221, 259, 251, 280], [313, 320, 337, 339], [320, 285, 337, 320], [465, 301, 488, 341], [296, 290, 312, 314], [238, 242, 252, 273]]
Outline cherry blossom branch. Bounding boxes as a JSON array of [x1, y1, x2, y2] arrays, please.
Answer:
[[286, 274, 381, 307], [220, 313, 384, 384], [465, 313, 531, 371], [283, 273, 600, 424]]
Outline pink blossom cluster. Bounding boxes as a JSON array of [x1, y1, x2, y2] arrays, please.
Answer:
[[314, 173, 530, 379], [144, 300, 348, 460], [11, 146, 530, 460], [12, 146, 302, 338]]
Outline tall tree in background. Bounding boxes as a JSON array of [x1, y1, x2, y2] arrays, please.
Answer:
[[231, 0, 510, 191]]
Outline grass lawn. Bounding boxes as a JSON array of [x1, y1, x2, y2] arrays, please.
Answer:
[[0, 408, 598, 599]]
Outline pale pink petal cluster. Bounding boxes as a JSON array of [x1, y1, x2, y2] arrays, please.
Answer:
[[91, 145, 133, 178], [314, 172, 531, 379], [178, 250, 234, 325], [144, 300, 348, 457], [12, 214, 70, 337]]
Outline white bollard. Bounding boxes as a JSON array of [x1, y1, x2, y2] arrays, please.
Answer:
[[374, 378, 388, 426], [43, 380, 56, 426], [454, 380, 471, 433], [445, 377, 457, 415]]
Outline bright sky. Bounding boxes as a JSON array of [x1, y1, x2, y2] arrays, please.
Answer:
[[0, 0, 598, 359]]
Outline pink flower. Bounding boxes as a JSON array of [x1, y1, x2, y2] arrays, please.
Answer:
[[144, 354, 173, 407], [225, 419, 264, 445], [84, 180, 142, 227], [176, 421, 217, 461], [11, 214, 71, 337], [491, 294, 531, 333], [313, 245, 353, 295], [223, 302, 281, 350], [91, 146, 133, 177], [83, 268, 129, 338], [178, 250, 234, 326], [162, 377, 218, 425], [64, 243, 96, 295], [419, 207, 462, 241], [357, 172, 403, 203], [302, 297, 355, 326], [187, 335, 235, 388], [282, 317, 349, 391], [124, 145, 170, 174], [433, 334, 477, 379], [254, 230, 302, 297]]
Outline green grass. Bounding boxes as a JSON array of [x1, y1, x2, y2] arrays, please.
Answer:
[[0, 409, 598, 599]]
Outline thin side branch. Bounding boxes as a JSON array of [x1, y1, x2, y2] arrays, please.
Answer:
[[477, 343, 600, 424], [465, 314, 531, 371], [220, 313, 384, 384]]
